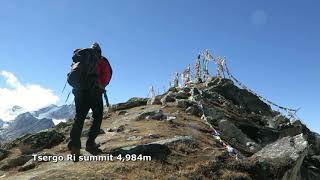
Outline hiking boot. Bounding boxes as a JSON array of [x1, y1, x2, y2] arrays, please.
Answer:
[[70, 147, 81, 162], [85, 142, 102, 155]]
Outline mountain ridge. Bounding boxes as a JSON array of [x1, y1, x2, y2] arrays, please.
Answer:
[[0, 78, 319, 179]]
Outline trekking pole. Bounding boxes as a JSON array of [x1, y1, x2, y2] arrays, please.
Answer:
[[62, 80, 68, 93], [65, 91, 72, 103], [103, 90, 110, 107]]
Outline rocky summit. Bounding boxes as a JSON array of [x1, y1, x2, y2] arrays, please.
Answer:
[[0, 78, 319, 180]]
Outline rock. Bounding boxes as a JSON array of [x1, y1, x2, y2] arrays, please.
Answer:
[[205, 76, 220, 87], [0, 170, 4, 177], [201, 106, 224, 125], [116, 125, 126, 132], [54, 121, 73, 134], [147, 96, 161, 105], [0, 149, 9, 161], [236, 122, 279, 144], [166, 116, 176, 121], [127, 136, 143, 141], [111, 97, 148, 111], [117, 110, 128, 116], [168, 87, 178, 92], [154, 136, 193, 146], [175, 91, 190, 99], [190, 88, 201, 96], [82, 129, 105, 137], [213, 79, 273, 116], [127, 128, 140, 133], [310, 155, 320, 167], [18, 130, 65, 154], [146, 110, 167, 120], [18, 159, 36, 171], [262, 115, 290, 129], [136, 110, 166, 121], [255, 134, 308, 180], [218, 119, 261, 153], [105, 128, 114, 132], [111, 136, 192, 161], [300, 164, 320, 180], [182, 87, 191, 92], [314, 134, 320, 154], [146, 134, 160, 139], [0, 155, 32, 170], [112, 143, 170, 161], [279, 120, 308, 139], [136, 111, 157, 121], [175, 99, 195, 110], [185, 105, 202, 117], [160, 92, 176, 106]]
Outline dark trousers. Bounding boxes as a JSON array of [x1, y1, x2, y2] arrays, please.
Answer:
[[69, 88, 103, 149]]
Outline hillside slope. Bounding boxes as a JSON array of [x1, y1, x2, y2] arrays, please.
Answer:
[[0, 78, 319, 180]]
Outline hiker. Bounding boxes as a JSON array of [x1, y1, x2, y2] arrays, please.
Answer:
[[67, 42, 112, 160]]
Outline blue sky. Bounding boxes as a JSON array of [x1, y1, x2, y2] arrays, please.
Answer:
[[0, 0, 319, 132]]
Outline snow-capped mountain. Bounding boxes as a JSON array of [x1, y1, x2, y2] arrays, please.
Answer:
[[0, 119, 4, 128], [0, 119, 10, 129], [1, 112, 54, 141], [0, 104, 75, 142], [31, 104, 75, 124]]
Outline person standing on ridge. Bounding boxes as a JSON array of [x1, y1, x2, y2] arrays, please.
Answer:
[[67, 42, 112, 161]]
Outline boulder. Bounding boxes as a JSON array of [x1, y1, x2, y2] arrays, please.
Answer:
[[218, 119, 261, 153], [160, 92, 176, 106], [147, 96, 161, 105], [175, 99, 195, 110], [18, 130, 65, 154], [111, 97, 148, 111], [182, 87, 191, 93], [110, 136, 192, 161], [315, 134, 320, 154], [213, 79, 273, 116], [175, 91, 190, 99], [201, 106, 225, 125], [117, 110, 128, 116], [190, 88, 201, 96], [236, 122, 279, 144], [168, 87, 178, 92], [54, 121, 73, 134], [136, 110, 167, 121], [116, 125, 126, 132], [0, 155, 32, 170], [300, 154, 320, 180], [146, 134, 160, 139], [185, 105, 202, 117], [0, 149, 9, 161], [0, 170, 4, 177], [18, 159, 36, 171], [205, 76, 220, 87], [310, 155, 320, 168], [254, 134, 308, 180]]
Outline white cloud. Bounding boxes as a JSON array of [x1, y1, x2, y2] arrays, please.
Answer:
[[251, 10, 268, 25], [0, 71, 59, 121]]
